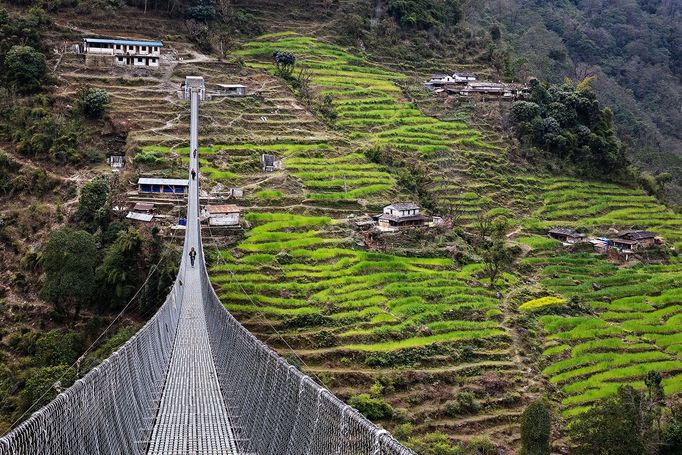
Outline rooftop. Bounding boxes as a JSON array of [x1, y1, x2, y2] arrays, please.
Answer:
[[619, 230, 656, 240], [386, 202, 420, 211], [84, 37, 163, 47], [549, 227, 585, 237], [126, 212, 154, 222], [138, 178, 189, 186], [217, 84, 247, 88], [206, 204, 241, 214]]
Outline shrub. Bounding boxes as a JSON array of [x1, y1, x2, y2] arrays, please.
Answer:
[[4, 45, 47, 94], [444, 391, 479, 417], [78, 87, 110, 119], [466, 436, 496, 455], [34, 330, 82, 367], [520, 398, 551, 455], [20, 365, 77, 410], [407, 431, 461, 455], [348, 393, 394, 420]]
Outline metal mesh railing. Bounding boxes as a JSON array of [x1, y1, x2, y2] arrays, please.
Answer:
[[0, 262, 186, 455], [199, 251, 414, 455]]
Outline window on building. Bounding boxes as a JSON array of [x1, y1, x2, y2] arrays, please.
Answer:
[[141, 46, 146, 52], [137, 58, 142, 63], [117, 57, 124, 62]]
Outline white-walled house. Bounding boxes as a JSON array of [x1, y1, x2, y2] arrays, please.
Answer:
[[377, 203, 429, 231], [82, 38, 163, 67]]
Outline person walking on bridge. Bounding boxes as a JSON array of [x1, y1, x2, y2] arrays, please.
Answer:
[[189, 247, 197, 267], [193, 148, 197, 158], [191, 169, 197, 180]]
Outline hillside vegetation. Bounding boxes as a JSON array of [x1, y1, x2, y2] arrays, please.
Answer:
[[1, 1, 681, 454]]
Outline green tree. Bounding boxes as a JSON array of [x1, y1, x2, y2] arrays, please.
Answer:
[[655, 172, 672, 193], [74, 177, 109, 229], [40, 227, 97, 319], [569, 385, 646, 455], [96, 228, 144, 308], [4, 45, 47, 94], [520, 398, 551, 455], [78, 87, 110, 119], [272, 50, 296, 77], [20, 365, 76, 411], [34, 330, 82, 367], [481, 216, 512, 285], [348, 393, 394, 420]]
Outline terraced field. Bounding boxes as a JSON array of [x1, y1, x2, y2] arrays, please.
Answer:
[[208, 213, 533, 445], [518, 248, 682, 418], [234, 34, 536, 220], [530, 178, 682, 243]]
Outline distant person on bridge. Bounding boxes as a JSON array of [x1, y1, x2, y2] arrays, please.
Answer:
[[189, 247, 197, 267], [193, 149, 197, 158], [191, 169, 196, 180]]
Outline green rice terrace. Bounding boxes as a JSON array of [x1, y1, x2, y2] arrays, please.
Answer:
[[119, 32, 682, 452]]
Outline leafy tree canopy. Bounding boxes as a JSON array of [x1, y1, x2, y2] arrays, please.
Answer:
[[40, 227, 97, 318], [511, 79, 627, 177], [4, 45, 47, 94], [77, 87, 110, 119], [387, 0, 461, 30]]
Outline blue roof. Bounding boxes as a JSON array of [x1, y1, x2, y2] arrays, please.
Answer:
[[84, 38, 164, 47]]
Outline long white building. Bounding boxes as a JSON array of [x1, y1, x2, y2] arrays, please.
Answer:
[[82, 38, 163, 67]]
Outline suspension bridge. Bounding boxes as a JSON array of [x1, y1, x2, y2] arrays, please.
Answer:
[[0, 77, 413, 455]]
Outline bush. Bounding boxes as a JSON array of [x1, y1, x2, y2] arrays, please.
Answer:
[[466, 436, 496, 455], [4, 45, 47, 94], [348, 393, 394, 420], [20, 365, 77, 410], [34, 330, 82, 367], [407, 431, 461, 455], [444, 391, 479, 417], [78, 87, 110, 119], [520, 398, 551, 455]]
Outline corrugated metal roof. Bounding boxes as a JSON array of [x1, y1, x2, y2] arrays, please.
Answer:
[[84, 38, 163, 47], [206, 204, 241, 214], [217, 84, 247, 88], [138, 178, 189, 186], [134, 202, 155, 211], [126, 212, 154, 222], [386, 202, 420, 211]]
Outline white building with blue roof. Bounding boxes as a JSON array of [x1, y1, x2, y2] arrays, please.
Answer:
[[82, 37, 163, 67]]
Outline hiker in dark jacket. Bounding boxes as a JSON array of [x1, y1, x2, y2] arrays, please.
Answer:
[[189, 247, 197, 267], [191, 169, 197, 180]]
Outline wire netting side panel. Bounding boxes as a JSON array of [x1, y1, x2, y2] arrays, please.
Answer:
[[200, 261, 416, 455], [0, 276, 184, 455]]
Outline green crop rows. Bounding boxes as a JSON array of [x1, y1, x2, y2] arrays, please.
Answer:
[[521, 252, 682, 417]]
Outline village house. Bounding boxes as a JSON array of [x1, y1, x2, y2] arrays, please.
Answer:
[[548, 227, 586, 244], [376, 203, 430, 231], [216, 84, 247, 97], [261, 154, 278, 172], [108, 154, 125, 169], [81, 38, 163, 67], [182, 76, 206, 100], [204, 204, 241, 226], [138, 178, 189, 194], [448, 82, 529, 99], [617, 230, 657, 249], [424, 72, 477, 90]]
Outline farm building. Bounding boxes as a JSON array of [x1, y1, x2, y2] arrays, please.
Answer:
[[447, 82, 529, 99], [138, 178, 189, 194], [262, 154, 278, 172], [108, 155, 125, 169], [424, 72, 477, 90], [548, 228, 586, 244], [453, 72, 477, 83], [133, 202, 155, 213], [126, 211, 154, 222], [377, 203, 429, 231], [205, 204, 241, 226], [81, 37, 163, 67], [617, 230, 657, 249], [227, 188, 244, 199], [216, 84, 247, 96]]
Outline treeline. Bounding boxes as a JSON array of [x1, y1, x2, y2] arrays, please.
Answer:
[[510, 78, 627, 178], [464, 0, 682, 202]]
